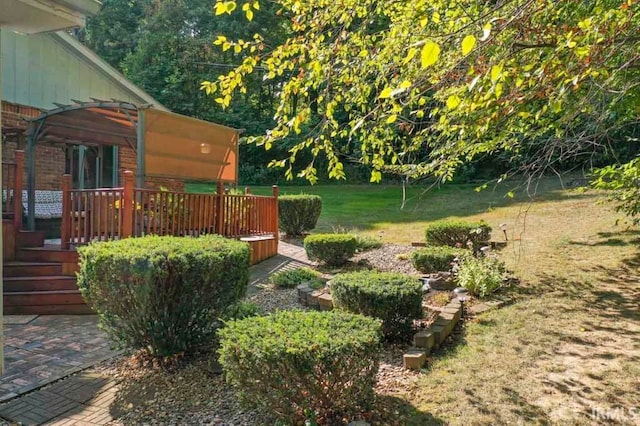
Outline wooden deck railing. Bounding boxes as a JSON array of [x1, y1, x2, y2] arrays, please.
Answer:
[[61, 170, 279, 248], [2, 150, 25, 231]]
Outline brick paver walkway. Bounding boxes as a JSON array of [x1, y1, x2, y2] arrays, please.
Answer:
[[0, 240, 310, 424], [1, 316, 118, 403], [247, 240, 313, 294]]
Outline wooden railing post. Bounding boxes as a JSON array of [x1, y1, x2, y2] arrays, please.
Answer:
[[61, 174, 72, 249], [13, 150, 24, 232], [216, 181, 224, 235], [122, 171, 134, 238], [272, 185, 279, 239]]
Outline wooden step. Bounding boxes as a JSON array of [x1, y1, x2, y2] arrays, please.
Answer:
[[16, 230, 46, 248], [3, 289, 85, 307], [16, 246, 79, 263], [4, 261, 63, 277], [4, 276, 78, 292], [4, 304, 94, 315]]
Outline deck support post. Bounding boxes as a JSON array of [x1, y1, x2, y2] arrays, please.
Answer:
[[122, 171, 134, 238], [216, 181, 224, 235], [61, 174, 72, 249], [272, 185, 279, 241], [13, 151, 24, 232]]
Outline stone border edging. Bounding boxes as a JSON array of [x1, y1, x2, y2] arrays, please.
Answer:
[[296, 283, 463, 371]]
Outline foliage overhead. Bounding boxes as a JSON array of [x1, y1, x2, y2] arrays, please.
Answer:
[[204, 0, 639, 185]]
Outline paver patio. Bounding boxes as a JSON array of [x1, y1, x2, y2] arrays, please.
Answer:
[[0, 241, 310, 424], [1, 315, 118, 403]]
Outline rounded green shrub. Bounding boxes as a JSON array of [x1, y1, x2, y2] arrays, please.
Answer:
[[411, 246, 470, 273], [218, 310, 382, 423], [425, 220, 492, 248], [304, 233, 357, 266], [456, 256, 506, 298], [269, 267, 323, 289], [77, 235, 250, 357], [278, 194, 322, 236], [330, 271, 423, 341]]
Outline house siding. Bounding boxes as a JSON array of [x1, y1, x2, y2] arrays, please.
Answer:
[[1, 31, 145, 110], [1, 32, 184, 192]]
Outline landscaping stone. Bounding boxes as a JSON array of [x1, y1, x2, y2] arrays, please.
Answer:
[[413, 331, 435, 351], [402, 349, 427, 370], [427, 273, 456, 291], [296, 283, 313, 304], [307, 289, 325, 309], [317, 293, 334, 310], [468, 299, 505, 315], [431, 323, 447, 345]]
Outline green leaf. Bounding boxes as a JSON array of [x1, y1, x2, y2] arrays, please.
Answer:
[[379, 87, 393, 99], [446, 95, 461, 109], [507, 191, 515, 199], [246, 9, 254, 20], [386, 114, 398, 124], [225, 1, 237, 13], [421, 41, 441, 69], [490, 64, 503, 83], [214, 2, 227, 15], [461, 35, 476, 55]]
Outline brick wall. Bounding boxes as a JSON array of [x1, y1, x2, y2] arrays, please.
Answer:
[[2, 102, 65, 191]]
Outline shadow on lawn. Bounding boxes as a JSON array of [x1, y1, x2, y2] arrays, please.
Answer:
[[373, 395, 445, 425], [569, 229, 640, 247]]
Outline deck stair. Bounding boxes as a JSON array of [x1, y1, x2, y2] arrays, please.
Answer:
[[3, 239, 91, 315]]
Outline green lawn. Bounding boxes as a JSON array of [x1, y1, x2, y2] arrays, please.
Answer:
[[188, 179, 640, 424], [188, 179, 595, 245]]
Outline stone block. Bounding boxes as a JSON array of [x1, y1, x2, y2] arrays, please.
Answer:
[[429, 277, 455, 291], [435, 316, 454, 335], [403, 349, 427, 370], [430, 323, 447, 345], [317, 293, 333, 311], [297, 284, 312, 305], [413, 331, 435, 352], [307, 290, 325, 309]]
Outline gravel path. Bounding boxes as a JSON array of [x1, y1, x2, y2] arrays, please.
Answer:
[[354, 244, 421, 275]]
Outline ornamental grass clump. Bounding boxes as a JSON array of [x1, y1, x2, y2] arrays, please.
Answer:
[[330, 271, 423, 342], [304, 233, 357, 266], [218, 310, 382, 423], [425, 220, 492, 248], [278, 194, 322, 236], [77, 235, 250, 357], [411, 246, 471, 273]]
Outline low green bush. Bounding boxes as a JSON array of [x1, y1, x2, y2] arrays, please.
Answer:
[[456, 256, 506, 298], [425, 220, 492, 248], [269, 267, 323, 289], [278, 194, 322, 236], [411, 246, 470, 273], [330, 271, 423, 341], [355, 234, 383, 252], [304, 233, 357, 266], [77, 235, 250, 357], [221, 301, 260, 321], [218, 310, 382, 423]]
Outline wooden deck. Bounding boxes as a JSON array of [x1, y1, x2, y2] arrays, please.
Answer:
[[3, 165, 280, 314]]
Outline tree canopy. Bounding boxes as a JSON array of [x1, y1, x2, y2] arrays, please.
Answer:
[[204, 0, 639, 185]]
